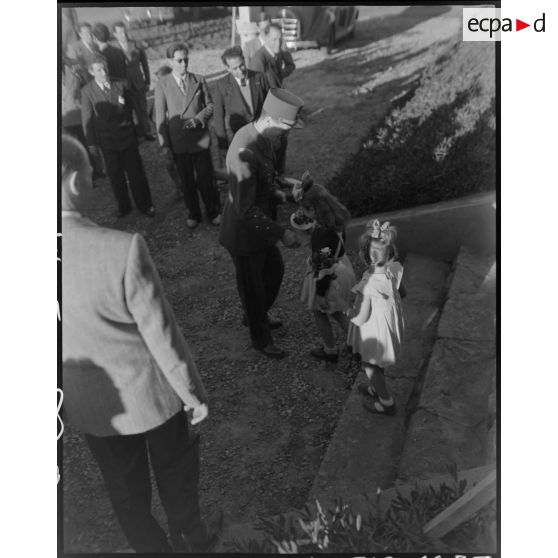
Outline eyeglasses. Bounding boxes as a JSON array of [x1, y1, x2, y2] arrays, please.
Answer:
[[173, 58, 188, 64]]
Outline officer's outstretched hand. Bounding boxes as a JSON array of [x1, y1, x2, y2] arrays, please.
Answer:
[[282, 229, 300, 249]]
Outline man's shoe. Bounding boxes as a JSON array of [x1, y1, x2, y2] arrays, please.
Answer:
[[143, 206, 155, 217], [211, 214, 222, 226], [144, 133, 156, 141], [117, 208, 132, 218], [186, 219, 199, 229], [242, 315, 283, 330], [310, 346, 338, 363], [257, 343, 286, 359]]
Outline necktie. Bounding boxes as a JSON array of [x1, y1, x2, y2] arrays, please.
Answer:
[[240, 77, 246, 87], [179, 78, 186, 95]]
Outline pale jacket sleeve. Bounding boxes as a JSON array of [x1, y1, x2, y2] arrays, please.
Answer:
[[154, 80, 170, 148], [124, 234, 208, 408]]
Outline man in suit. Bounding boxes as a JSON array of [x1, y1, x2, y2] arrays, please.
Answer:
[[66, 22, 99, 85], [212, 46, 270, 154], [242, 12, 271, 67], [92, 23, 128, 83], [249, 24, 296, 176], [61, 134, 216, 553], [113, 21, 155, 141], [81, 56, 154, 218], [154, 43, 221, 229], [249, 23, 296, 89], [219, 89, 304, 359]]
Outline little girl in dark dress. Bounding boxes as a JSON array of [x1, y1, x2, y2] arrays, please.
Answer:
[[292, 173, 356, 362]]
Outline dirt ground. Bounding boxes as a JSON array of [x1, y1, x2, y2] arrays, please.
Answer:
[[62, 6, 464, 552]]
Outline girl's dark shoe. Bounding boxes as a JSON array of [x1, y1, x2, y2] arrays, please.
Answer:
[[310, 346, 338, 363], [362, 398, 397, 416], [357, 383, 377, 399]]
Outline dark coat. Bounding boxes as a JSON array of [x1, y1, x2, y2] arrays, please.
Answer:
[[219, 123, 285, 255], [248, 46, 296, 88], [100, 43, 128, 82], [81, 80, 136, 150], [212, 70, 270, 149], [113, 39, 150, 91], [154, 72, 214, 154]]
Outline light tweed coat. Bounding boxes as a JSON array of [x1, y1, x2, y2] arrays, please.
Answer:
[[62, 214, 207, 437]]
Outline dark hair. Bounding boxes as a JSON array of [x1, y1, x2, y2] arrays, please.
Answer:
[[92, 23, 111, 43], [221, 46, 244, 66], [264, 23, 282, 36], [166, 42, 189, 59], [359, 227, 398, 266], [258, 12, 271, 23], [300, 183, 350, 231], [88, 54, 108, 70], [112, 21, 126, 32]]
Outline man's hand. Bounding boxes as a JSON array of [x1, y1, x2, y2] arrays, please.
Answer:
[[187, 403, 209, 425], [316, 295, 329, 312], [282, 229, 300, 248]]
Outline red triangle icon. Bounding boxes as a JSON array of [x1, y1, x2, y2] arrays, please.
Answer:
[[516, 19, 530, 31]]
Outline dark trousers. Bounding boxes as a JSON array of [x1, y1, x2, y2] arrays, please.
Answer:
[[129, 87, 152, 137], [275, 135, 288, 176], [85, 411, 203, 553], [230, 245, 284, 348], [174, 149, 220, 222], [102, 144, 153, 215]]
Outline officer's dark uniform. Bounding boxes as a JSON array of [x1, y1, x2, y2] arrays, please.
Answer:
[[219, 122, 286, 350]]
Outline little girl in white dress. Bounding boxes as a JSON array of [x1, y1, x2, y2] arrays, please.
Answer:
[[347, 220, 404, 415]]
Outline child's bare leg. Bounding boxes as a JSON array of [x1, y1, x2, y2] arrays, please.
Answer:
[[313, 310, 336, 349]]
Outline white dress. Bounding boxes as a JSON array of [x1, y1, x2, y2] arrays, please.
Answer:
[[347, 261, 404, 368]]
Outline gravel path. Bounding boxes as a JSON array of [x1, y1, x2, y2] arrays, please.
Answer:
[[62, 6, 463, 552]]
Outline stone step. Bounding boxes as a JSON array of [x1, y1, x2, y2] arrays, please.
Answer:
[[398, 247, 496, 482], [306, 253, 451, 504]]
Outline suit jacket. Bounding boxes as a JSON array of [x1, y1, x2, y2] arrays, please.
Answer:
[[62, 214, 207, 437], [81, 79, 136, 150], [154, 72, 214, 154], [100, 43, 128, 82], [114, 39, 150, 91], [248, 46, 296, 88], [243, 36, 264, 67], [212, 70, 270, 149], [219, 123, 285, 255]]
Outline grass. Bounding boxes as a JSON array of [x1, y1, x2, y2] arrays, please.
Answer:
[[327, 37, 496, 216]]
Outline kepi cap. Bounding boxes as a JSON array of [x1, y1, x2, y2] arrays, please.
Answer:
[[262, 88, 305, 129]]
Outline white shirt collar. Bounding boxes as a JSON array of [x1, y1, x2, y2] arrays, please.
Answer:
[[172, 72, 187, 86], [234, 75, 249, 86], [264, 44, 276, 58]]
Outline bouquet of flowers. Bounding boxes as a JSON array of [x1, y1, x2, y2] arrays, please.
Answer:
[[311, 247, 337, 279]]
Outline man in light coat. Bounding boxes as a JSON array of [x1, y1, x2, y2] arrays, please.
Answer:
[[61, 134, 215, 553], [154, 43, 221, 229]]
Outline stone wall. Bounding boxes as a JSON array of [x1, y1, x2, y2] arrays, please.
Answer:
[[129, 16, 233, 53]]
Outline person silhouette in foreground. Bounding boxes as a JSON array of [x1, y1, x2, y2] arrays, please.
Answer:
[[61, 134, 219, 552]]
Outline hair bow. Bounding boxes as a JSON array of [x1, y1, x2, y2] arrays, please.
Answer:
[[292, 170, 313, 202], [366, 219, 391, 239]]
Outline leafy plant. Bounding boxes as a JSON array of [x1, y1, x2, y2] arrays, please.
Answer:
[[223, 464, 495, 553]]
